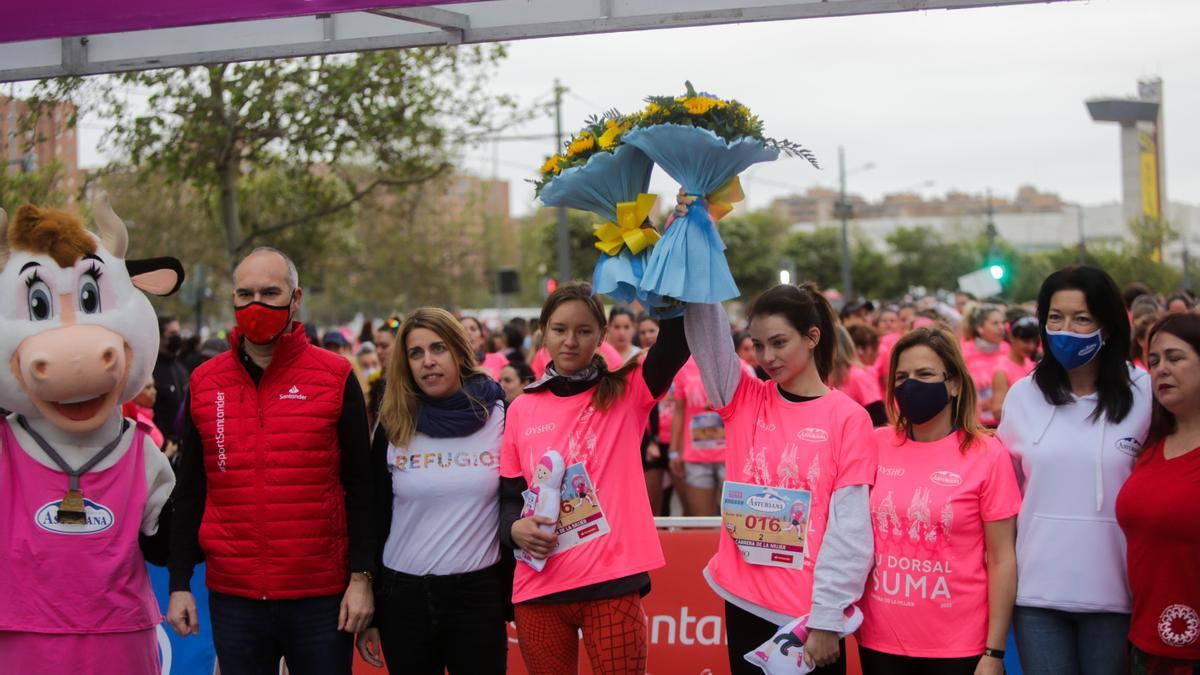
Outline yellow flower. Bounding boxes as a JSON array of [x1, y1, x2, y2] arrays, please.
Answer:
[[567, 133, 595, 156], [680, 96, 727, 115], [541, 155, 565, 175], [643, 102, 663, 116], [597, 119, 630, 150]]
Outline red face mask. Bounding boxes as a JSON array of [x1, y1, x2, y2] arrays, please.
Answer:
[[234, 301, 292, 345]]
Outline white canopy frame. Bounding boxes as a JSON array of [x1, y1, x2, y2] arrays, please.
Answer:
[[1, 0, 1072, 83]]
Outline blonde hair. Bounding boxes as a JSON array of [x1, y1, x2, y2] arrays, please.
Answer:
[[885, 326, 989, 453], [378, 307, 488, 447], [828, 323, 860, 389]]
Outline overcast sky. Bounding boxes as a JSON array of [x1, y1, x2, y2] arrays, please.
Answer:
[[78, 0, 1199, 218]]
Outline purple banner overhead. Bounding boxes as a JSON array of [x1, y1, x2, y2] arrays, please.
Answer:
[[2, 0, 475, 45]]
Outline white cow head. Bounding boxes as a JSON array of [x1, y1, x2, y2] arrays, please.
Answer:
[[0, 194, 183, 433]]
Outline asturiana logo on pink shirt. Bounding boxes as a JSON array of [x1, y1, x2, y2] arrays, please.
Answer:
[[929, 471, 963, 487], [797, 428, 829, 443]]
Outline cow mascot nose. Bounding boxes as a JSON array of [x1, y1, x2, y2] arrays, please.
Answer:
[[0, 194, 184, 674]]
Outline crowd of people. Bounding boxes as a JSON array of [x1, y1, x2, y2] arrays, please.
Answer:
[[140, 241, 1200, 675]]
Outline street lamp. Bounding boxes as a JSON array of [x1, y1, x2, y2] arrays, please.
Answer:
[[836, 146, 875, 300]]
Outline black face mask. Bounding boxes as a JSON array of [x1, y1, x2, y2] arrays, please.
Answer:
[[165, 333, 183, 355], [894, 378, 950, 425]]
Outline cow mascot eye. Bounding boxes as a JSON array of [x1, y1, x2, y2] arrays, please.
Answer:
[[79, 269, 102, 314], [26, 276, 53, 321]]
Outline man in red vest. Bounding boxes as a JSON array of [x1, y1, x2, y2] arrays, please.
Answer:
[[165, 247, 375, 675]]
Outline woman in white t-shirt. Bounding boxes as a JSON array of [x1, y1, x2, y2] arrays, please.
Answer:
[[356, 308, 509, 674], [997, 265, 1152, 675]]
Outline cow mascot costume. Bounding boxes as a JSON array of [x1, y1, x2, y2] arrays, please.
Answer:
[[0, 194, 182, 674]]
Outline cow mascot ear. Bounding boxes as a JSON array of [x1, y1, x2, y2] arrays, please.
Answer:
[[89, 192, 186, 296], [126, 257, 185, 296]]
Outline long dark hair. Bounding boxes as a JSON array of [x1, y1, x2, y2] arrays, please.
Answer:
[[1144, 313, 1200, 450], [539, 281, 636, 412], [747, 282, 836, 381], [1033, 265, 1133, 423]]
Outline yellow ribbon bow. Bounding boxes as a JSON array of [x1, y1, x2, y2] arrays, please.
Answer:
[[593, 193, 661, 256], [706, 175, 745, 222]]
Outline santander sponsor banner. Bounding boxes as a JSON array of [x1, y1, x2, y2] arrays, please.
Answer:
[[3, 0, 477, 44]]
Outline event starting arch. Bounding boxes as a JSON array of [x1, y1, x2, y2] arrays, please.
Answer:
[[2, 0, 1072, 83]]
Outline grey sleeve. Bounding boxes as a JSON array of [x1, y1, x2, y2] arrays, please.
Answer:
[[807, 484, 873, 632], [683, 303, 741, 408]]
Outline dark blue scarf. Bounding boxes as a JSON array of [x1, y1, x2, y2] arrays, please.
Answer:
[[416, 373, 505, 438]]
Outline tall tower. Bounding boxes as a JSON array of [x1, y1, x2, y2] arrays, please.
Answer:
[[1086, 77, 1166, 228]]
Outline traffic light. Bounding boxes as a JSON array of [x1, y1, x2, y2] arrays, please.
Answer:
[[988, 264, 1006, 281]]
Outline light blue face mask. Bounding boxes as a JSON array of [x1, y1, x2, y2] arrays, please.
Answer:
[[1045, 328, 1104, 370]]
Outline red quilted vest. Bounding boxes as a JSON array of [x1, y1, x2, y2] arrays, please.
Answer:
[[189, 323, 351, 600]]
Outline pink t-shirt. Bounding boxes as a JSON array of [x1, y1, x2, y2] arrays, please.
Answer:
[[838, 365, 884, 410], [995, 356, 1034, 392], [673, 358, 727, 463], [500, 363, 665, 602], [858, 428, 1022, 657], [530, 343, 624, 379], [480, 351, 509, 380], [962, 341, 1009, 426], [705, 372, 877, 617], [875, 331, 903, 389]]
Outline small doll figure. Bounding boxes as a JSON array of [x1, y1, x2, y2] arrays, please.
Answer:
[[515, 450, 565, 572]]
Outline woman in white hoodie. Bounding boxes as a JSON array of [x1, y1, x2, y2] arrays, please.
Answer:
[[997, 265, 1153, 675]]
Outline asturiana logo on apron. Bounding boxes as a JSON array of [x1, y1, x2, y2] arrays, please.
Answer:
[[35, 498, 115, 534]]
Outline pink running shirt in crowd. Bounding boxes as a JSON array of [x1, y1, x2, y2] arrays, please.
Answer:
[[837, 365, 884, 410], [995, 356, 1035, 393], [530, 343, 624, 379], [705, 371, 877, 617], [674, 358, 726, 463], [875, 331, 903, 389], [479, 351, 509, 380], [858, 428, 1021, 657], [500, 363, 665, 602], [961, 341, 1009, 426]]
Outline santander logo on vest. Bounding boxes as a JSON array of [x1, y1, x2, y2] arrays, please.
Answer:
[[279, 385, 308, 401], [36, 499, 115, 535]]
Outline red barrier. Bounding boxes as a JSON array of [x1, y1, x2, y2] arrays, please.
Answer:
[[355, 527, 862, 675]]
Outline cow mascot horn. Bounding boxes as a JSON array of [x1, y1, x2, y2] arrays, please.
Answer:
[[0, 194, 184, 674]]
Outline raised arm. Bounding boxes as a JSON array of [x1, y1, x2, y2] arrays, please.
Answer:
[[683, 302, 742, 408]]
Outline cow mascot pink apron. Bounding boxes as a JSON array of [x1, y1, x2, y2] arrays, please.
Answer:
[[0, 195, 183, 674]]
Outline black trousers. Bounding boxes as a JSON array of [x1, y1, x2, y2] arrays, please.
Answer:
[[858, 645, 984, 675], [374, 562, 509, 675], [724, 601, 846, 675]]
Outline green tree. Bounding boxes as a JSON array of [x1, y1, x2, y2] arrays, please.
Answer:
[[0, 161, 67, 210], [782, 227, 842, 290], [29, 47, 513, 276], [720, 211, 791, 298]]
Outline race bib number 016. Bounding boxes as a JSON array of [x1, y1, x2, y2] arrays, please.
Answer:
[[721, 481, 812, 569]]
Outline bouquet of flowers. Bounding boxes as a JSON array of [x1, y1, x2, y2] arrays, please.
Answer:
[[537, 113, 670, 310], [622, 82, 818, 304]]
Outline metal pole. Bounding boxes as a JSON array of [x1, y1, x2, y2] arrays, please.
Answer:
[[553, 79, 570, 285], [1077, 204, 1087, 264], [838, 146, 853, 300]]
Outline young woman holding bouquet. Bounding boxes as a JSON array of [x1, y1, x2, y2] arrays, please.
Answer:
[[857, 326, 1019, 674], [499, 282, 690, 674], [683, 276, 877, 674]]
